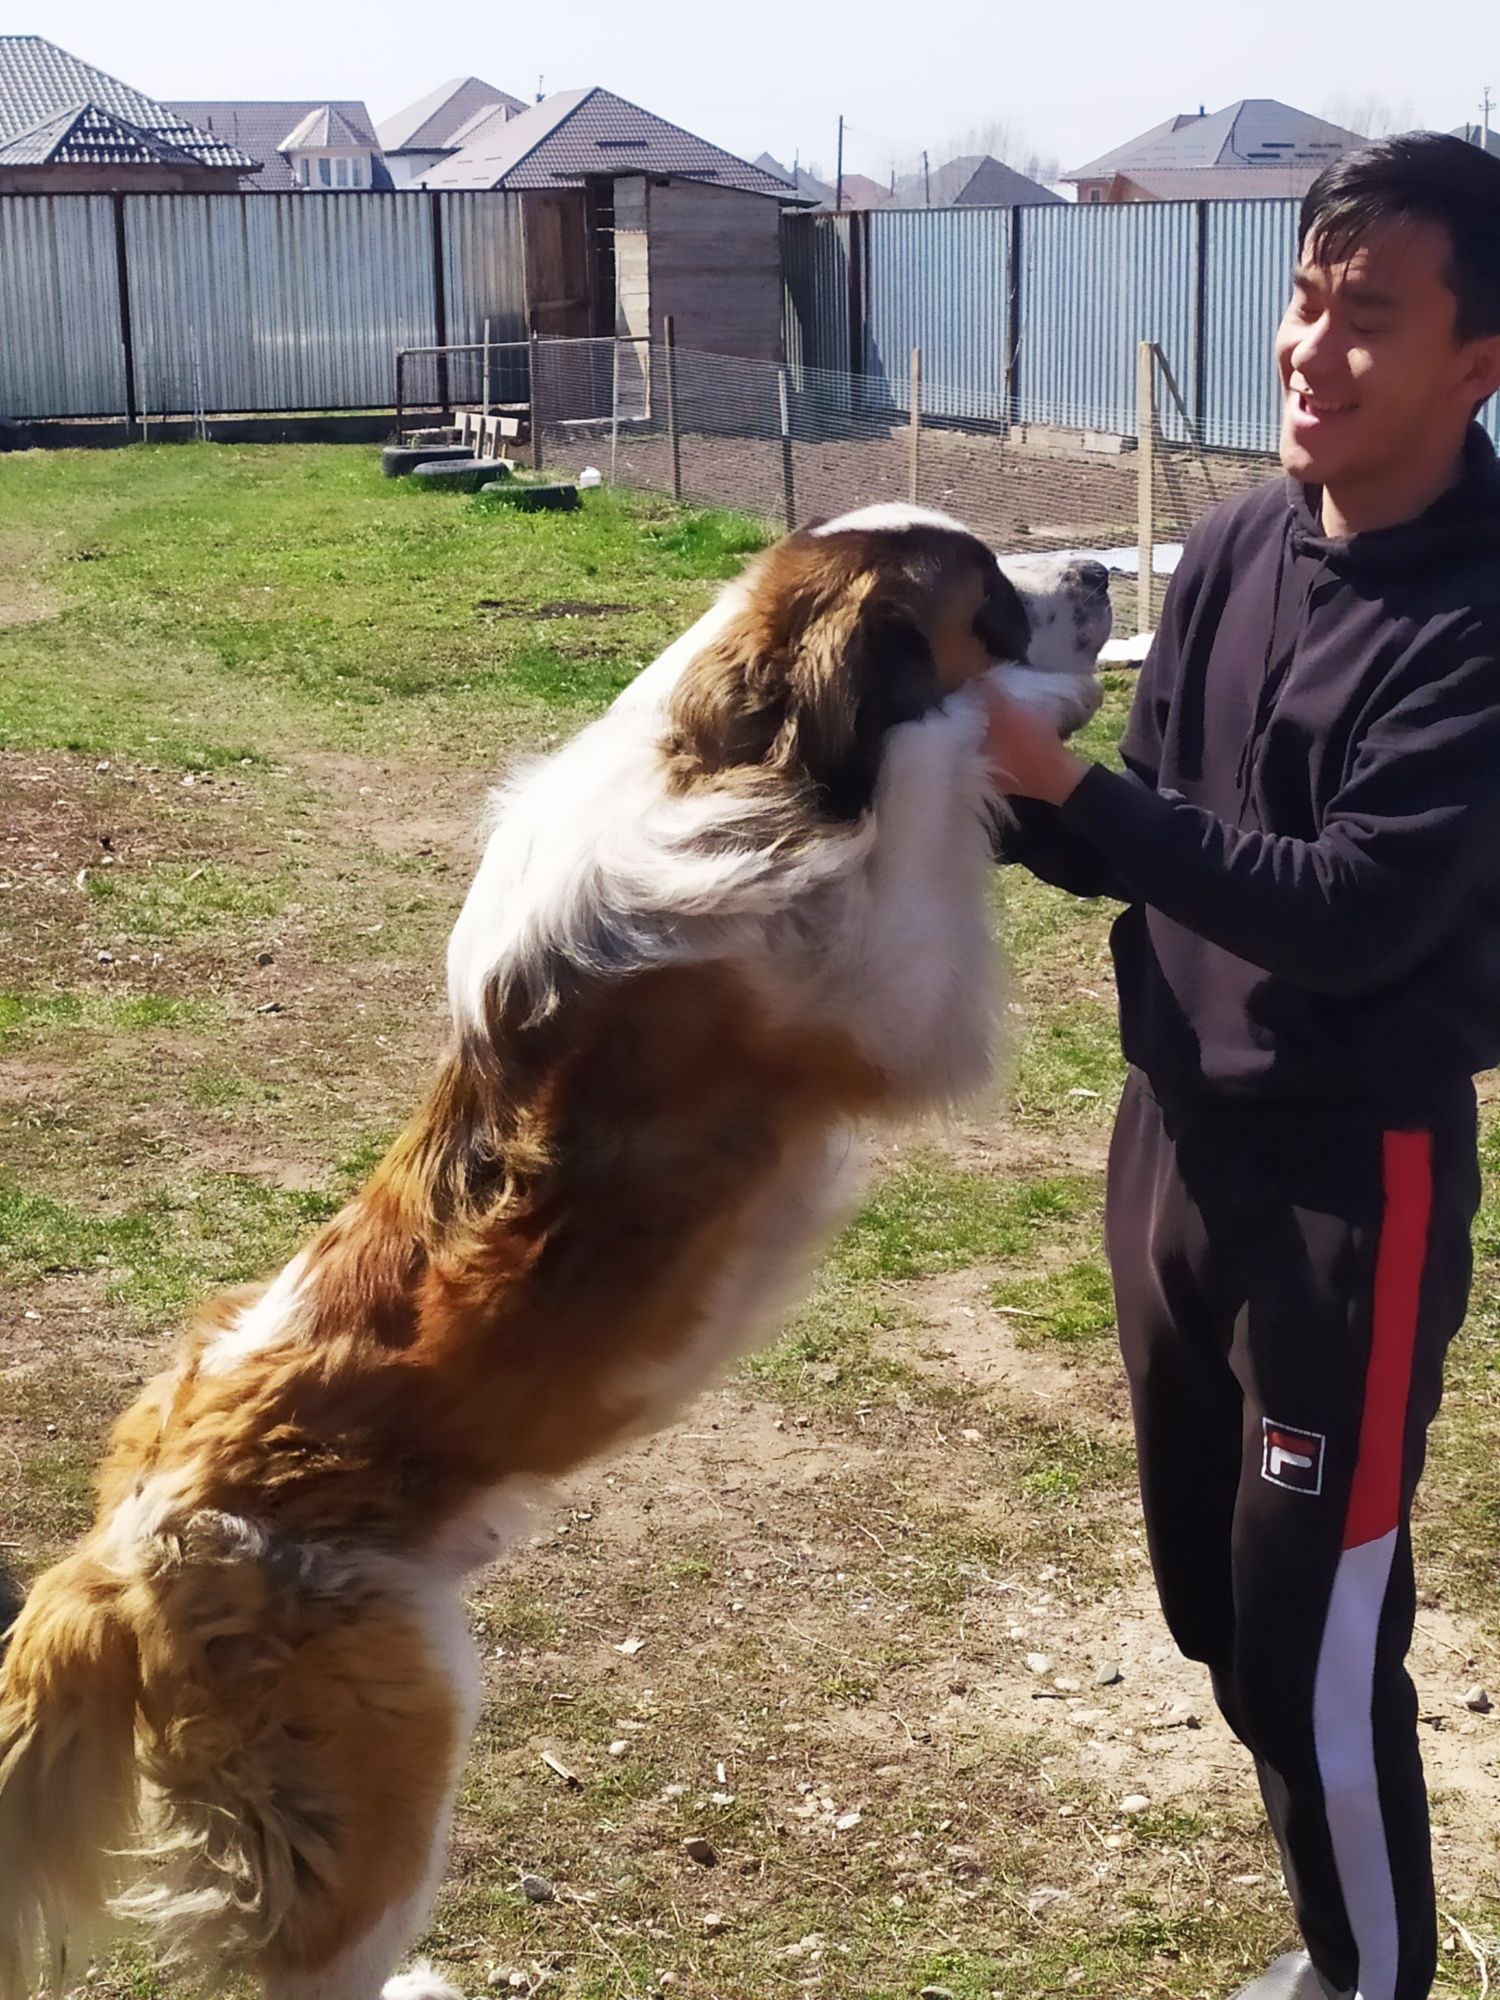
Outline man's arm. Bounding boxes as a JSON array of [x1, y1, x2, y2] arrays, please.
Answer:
[[991, 626, 1500, 998]]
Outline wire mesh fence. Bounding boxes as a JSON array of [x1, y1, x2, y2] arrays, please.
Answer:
[[397, 333, 1285, 632]]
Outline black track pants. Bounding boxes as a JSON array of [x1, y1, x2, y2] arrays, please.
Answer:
[[1105, 1070, 1479, 2000]]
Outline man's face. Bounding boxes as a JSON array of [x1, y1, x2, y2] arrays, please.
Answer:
[[1275, 219, 1497, 488]]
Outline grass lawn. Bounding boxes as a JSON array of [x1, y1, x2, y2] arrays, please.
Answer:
[[1, 444, 1496, 1997]]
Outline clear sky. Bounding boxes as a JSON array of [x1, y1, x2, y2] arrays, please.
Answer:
[[36, 0, 1496, 181]]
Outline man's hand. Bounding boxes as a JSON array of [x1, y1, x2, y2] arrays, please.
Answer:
[[982, 685, 1092, 806]]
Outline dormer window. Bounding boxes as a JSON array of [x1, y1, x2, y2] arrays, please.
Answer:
[[278, 105, 376, 191]]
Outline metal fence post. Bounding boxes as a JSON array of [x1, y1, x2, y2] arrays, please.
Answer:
[[664, 315, 682, 503], [110, 193, 138, 436], [777, 365, 795, 531], [908, 346, 922, 505], [1004, 204, 1023, 432], [429, 193, 449, 414], [1136, 340, 1157, 635]]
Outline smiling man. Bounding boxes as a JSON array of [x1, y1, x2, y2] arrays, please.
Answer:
[[987, 134, 1500, 2000]]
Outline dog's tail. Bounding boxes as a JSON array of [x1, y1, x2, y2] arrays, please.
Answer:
[[0, 1549, 142, 2000]]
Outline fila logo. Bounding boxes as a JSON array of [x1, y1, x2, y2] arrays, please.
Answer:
[[1261, 1419, 1326, 1496]]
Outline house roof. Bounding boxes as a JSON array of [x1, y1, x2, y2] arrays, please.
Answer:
[[422, 84, 797, 197], [0, 35, 253, 169], [170, 99, 389, 188], [890, 153, 1063, 207], [441, 99, 519, 153], [278, 103, 370, 151], [377, 75, 526, 154], [1067, 98, 1360, 181], [836, 172, 892, 208], [0, 101, 207, 168], [1111, 164, 1327, 200], [1453, 123, 1500, 158], [755, 152, 835, 206]]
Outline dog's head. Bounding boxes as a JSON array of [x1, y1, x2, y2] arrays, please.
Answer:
[[665, 505, 1031, 822], [996, 552, 1113, 679]]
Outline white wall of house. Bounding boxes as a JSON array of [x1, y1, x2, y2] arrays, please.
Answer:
[[287, 147, 375, 188], [385, 150, 446, 187]]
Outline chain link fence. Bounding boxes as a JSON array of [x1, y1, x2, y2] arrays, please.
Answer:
[[396, 334, 1286, 633]]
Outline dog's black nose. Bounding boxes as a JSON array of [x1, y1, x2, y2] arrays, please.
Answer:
[[1071, 560, 1110, 597]]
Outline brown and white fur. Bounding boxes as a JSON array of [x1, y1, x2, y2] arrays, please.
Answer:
[[0, 505, 1108, 2000]]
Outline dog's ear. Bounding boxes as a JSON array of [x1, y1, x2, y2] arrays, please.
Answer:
[[665, 538, 942, 822], [785, 584, 939, 819], [975, 565, 1032, 666]]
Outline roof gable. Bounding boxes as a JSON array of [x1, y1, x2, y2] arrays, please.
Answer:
[[421, 84, 794, 197], [1067, 97, 1360, 181], [377, 75, 526, 153], [279, 104, 370, 151], [890, 152, 1063, 207], [0, 35, 252, 167], [167, 100, 387, 189]]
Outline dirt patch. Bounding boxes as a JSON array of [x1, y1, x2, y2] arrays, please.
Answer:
[[0, 532, 59, 627]]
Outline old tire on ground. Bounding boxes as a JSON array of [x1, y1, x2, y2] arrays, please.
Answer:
[[409, 457, 516, 493], [381, 444, 475, 479], [475, 480, 580, 513]]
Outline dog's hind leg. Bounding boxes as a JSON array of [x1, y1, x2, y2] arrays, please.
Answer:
[[254, 1696, 470, 2000], [238, 1579, 480, 2000]]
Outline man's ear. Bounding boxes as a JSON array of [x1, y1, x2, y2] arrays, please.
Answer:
[[1460, 332, 1500, 412]]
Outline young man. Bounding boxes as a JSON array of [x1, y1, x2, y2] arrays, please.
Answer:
[[986, 134, 1500, 2000]]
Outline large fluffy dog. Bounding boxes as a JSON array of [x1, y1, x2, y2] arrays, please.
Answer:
[[0, 506, 1108, 2000]]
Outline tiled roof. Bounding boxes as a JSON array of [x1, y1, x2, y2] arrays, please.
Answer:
[[0, 101, 202, 167], [1453, 123, 1500, 158], [755, 152, 834, 206], [1114, 165, 1328, 200], [422, 85, 795, 197], [442, 99, 520, 153], [168, 100, 388, 190], [279, 104, 369, 151], [378, 76, 526, 154], [0, 35, 252, 168], [837, 173, 892, 208], [891, 153, 1063, 207], [1067, 99, 1360, 181]]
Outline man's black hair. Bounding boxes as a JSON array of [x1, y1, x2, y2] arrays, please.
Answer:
[[1300, 131, 1500, 340]]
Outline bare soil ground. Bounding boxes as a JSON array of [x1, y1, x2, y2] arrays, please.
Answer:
[[1, 448, 1495, 2000]]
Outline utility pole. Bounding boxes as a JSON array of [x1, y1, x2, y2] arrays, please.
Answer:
[[1484, 85, 1493, 154], [922, 149, 930, 206], [835, 114, 845, 212]]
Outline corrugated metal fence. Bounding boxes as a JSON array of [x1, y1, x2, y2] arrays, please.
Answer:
[[784, 199, 1349, 454], [0, 190, 527, 422]]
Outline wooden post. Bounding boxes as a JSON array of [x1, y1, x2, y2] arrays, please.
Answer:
[[482, 317, 492, 421], [1136, 340, 1157, 636], [609, 336, 621, 487], [778, 365, 795, 530], [663, 315, 682, 503], [907, 346, 922, 505], [528, 320, 543, 472]]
